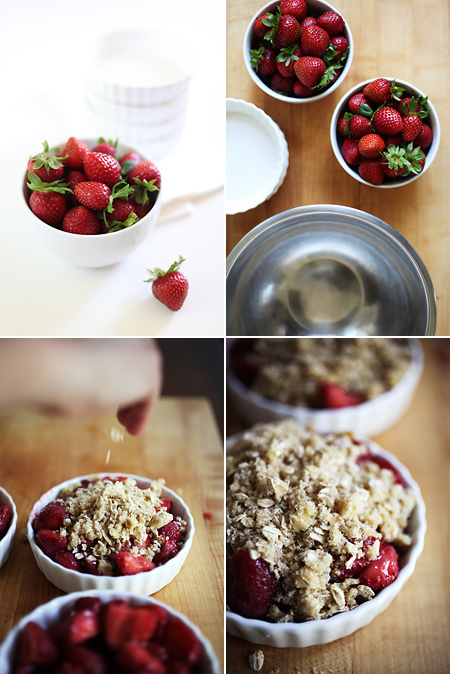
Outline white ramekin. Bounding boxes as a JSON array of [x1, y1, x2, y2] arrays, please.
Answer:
[[227, 339, 423, 437], [226, 98, 289, 214], [226, 435, 426, 647], [27, 473, 194, 595], [243, 0, 353, 103], [0, 488, 17, 570], [330, 78, 440, 188], [0, 590, 221, 674]]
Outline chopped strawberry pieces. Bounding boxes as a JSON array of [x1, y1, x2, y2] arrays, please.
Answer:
[[65, 645, 108, 674], [358, 543, 399, 591], [227, 549, 279, 619], [320, 382, 364, 409], [158, 521, 182, 543], [33, 501, 67, 532], [153, 540, 178, 565], [103, 601, 133, 650], [357, 451, 407, 487], [62, 609, 100, 646], [35, 530, 67, 559], [54, 550, 82, 572], [73, 597, 103, 614], [0, 503, 12, 538], [158, 499, 172, 512], [17, 622, 58, 667], [164, 617, 202, 666], [115, 551, 156, 575], [116, 642, 166, 673]]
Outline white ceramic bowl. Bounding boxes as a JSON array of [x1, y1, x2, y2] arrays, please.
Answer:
[[0, 590, 221, 674], [27, 473, 194, 595], [85, 87, 189, 126], [226, 98, 289, 214], [227, 338, 423, 437], [0, 488, 17, 570], [85, 29, 193, 107], [22, 138, 162, 268], [226, 435, 426, 647], [330, 77, 441, 187], [243, 0, 353, 103]]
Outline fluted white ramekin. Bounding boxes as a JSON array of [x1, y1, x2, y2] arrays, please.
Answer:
[[0, 488, 17, 569], [27, 473, 194, 595]]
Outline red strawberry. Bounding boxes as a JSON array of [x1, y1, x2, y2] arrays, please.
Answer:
[[65, 646, 108, 674], [129, 159, 161, 205], [164, 617, 202, 666], [83, 152, 121, 187], [116, 642, 166, 674], [383, 134, 402, 148], [357, 452, 407, 486], [62, 205, 101, 235], [227, 549, 279, 619], [74, 182, 111, 210], [28, 141, 65, 183], [115, 551, 156, 575], [105, 199, 135, 224], [92, 138, 117, 156], [294, 56, 326, 88], [401, 114, 422, 141], [103, 601, 133, 650], [348, 92, 371, 114], [127, 607, 159, 643], [358, 133, 385, 159], [159, 520, 182, 542], [301, 24, 329, 56], [330, 35, 348, 59], [276, 44, 302, 77], [270, 71, 296, 94], [332, 537, 378, 580], [299, 15, 316, 34], [373, 106, 404, 135], [66, 170, 87, 206], [250, 46, 277, 76], [358, 543, 399, 591], [253, 13, 271, 38], [119, 151, 141, 166], [341, 137, 362, 166], [363, 78, 391, 104], [153, 540, 178, 565], [129, 197, 153, 219], [337, 115, 350, 136], [82, 557, 100, 575], [413, 122, 433, 148], [64, 137, 90, 171], [62, 610, 100, 646], [316, 10, 344, 36], [73, 597, 102, 614], [279, 0, 307, 20], [29, 191, 67, 226], [54, 550, 82, 572], [35, 529, 67, 558], [33, 501, 67, 532], [293, 79, 314, 97], [358, 159, 384, 185], [144, 255, 189, 312], [0, 503, 12, 538], [348, 115, 373, 139], [275, 14, 301, 46], [320, 383, 364, 408], [16, 622, 58, 667], [398, 96, 421, 115]]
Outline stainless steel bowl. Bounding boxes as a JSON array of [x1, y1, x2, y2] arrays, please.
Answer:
[[226, 205, 436, 336]]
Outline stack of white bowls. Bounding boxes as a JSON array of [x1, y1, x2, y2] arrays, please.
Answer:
[[85, 29, 194, 158]]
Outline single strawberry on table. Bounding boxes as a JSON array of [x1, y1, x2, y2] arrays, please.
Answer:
[[144, 256, 189, 312]]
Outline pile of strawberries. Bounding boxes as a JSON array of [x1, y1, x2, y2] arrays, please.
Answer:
[[12, 595, 203, 673], [26, 137, 161, 234], [336, 78, 433, 185], [0, 501, 12, 541], [249, 0, 349, 98]]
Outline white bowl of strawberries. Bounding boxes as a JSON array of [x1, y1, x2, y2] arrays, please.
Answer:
[[330, 77, 440, 187], [22, 137, 162, 267], [244, 0, 353, 102]]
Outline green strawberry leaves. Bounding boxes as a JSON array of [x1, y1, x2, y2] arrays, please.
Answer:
[[101, 180, 135, 228], [249, 46, 265, 70], [277, 42, 300, 66], [132, 177, 160, 206], [382, 142, 425, 177], [144, 255, 186, 283], [120, 159, 139, 176], [27, 172, 73, 194], [104, 211, 139, 233], [97, 136, 119, 149], [261, 8, 281, 44], [30, 140, 67, 171]]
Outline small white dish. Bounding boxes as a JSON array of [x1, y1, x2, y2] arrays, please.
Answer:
[[226, 434, 426, 647], [0, 590, 221, 674], [243, 0, 353, 103], [85, 87, 189, 126], [226, 98, 289, 214], [0, 488, 17, 569], [227, 338, 423, 437], [330, 77, 441, 188], [27, 473, 194, 596]]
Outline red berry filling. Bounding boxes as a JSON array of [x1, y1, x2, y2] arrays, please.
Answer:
[[0, 502, 13, 540], [12, 598, 204, 673], [227, 549, 279, 619]]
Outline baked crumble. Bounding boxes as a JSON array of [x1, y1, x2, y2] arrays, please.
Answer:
[[227, 421, 415, 622]]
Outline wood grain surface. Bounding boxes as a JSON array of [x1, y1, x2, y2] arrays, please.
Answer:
[[226, 338, 450, 673], [226, 0, 450, 335], [0, 397, 224, 671]]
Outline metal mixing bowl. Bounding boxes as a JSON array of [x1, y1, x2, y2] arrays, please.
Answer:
[[226, 205, 436, 336]]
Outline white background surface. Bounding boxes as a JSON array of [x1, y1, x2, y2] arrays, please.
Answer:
[[0, 0, 225, 336]]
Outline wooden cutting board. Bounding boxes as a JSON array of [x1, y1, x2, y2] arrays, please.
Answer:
[[226, 0, 450, 335], [0, 397, 224, 671], [226, 339, 450, 673]]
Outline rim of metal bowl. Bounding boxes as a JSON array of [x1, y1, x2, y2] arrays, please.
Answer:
[[226, 204, 437, 336]]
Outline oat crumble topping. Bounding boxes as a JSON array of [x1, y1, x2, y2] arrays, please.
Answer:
[[227, 421, 415, 622], [246, 338, 411, 406]]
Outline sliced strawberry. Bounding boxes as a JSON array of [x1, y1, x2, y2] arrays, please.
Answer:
[[116, 642, 166, 673], [164, 617, 202, 666], [66, 645, 108, 674], [33, 501, 67, 532], [103, 601, 132, 650], [0, 503, 12, 538], [332, 537, 378, 580], [227, 549, 279, 619], [16, 622, 58, 666], [158, 521, 182, 543], [115, 551, 156, 575], [147, 642, 169, 662], [35, 529, 67, 559], [158, 498, 172, 512], [82, 557, 100, 575], [153, 540, 178, 566], [357, 452, 407, 487], [54, 550, 82, 572], [165, 660, 190, 674], [73, 597, 103, 614], [128, 607, 159, 643], [320, 383, 364, 409], [358, 543, 399, 591], [62, 609, 100, 647]]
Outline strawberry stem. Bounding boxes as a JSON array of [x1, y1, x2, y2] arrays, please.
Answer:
[[144, 255, 186, 283]]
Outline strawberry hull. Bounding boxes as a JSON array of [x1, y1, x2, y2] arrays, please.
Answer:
[[22, 138, 162, 267], [244, 0, 353, 103], [330, 78, 440, 188]]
